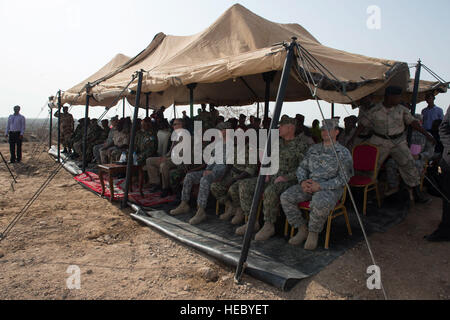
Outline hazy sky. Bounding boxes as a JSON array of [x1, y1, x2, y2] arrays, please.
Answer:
[[1, 0, 449, 125]]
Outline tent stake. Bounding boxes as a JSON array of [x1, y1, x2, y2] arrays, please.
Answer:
[[235, 38, 297, 283], [187, 83, 197, 118], [262, 71, 276, 121], [122, 71, 144, 209], [57, 90, 62, 162]]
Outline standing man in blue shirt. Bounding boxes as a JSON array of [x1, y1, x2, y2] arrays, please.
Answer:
[[422, 93, 444, 133], [5, 105, 26, 163]]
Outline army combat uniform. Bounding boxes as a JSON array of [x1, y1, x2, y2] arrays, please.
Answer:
[[210, 144, 258, 208], [360, 102, 421, 187], [280, 142, 354, 233], [134, 130, 158, 166], [55, 111, 74, 150], [238, 134, 309, 224]]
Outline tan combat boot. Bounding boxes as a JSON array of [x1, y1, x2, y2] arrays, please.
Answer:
[[304, 232, 319, 251], [231, 207, 245, 225], [235, 220, 260, 236], [255, 222, 275, 241], [189, 207, 207, 225], [219, 202, 235, 221], [169, 201, 190, 216], [289, 224, 309, 246]]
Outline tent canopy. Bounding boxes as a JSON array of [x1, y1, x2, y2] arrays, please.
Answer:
[[62, 3, 413, 109]]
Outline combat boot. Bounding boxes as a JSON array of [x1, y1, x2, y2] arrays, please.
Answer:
[[189, 207, 207, 225], [304, 232, 319, 251], [219, 202, 235, 221], [255, 222, 275, 241], [413, 186, 431, 204], [231, 208, 245, 225], [235, 220, 260, 236], [170, 201, 190, 216], [289, 224, 309, 246]]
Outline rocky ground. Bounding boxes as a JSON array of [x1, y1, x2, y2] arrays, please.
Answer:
[[0, 142, 449, 300]]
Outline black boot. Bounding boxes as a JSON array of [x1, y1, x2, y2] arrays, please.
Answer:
[[160, 188, 170, 198], [425, 228, 450, 242], [413, 186, 431, 204]]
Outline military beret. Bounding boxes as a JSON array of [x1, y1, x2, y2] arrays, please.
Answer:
[[279, 115, 296, 126], [216, 121, 233, 130], [321, 118, 340, 130], [385, 86, 403, 96]]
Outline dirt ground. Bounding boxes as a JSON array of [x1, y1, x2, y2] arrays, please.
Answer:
[[0, 142, 449, 300]]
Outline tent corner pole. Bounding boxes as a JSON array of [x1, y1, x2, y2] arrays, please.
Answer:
[[187, 83, 197, 118], [262, 71, 277, 121], [82, 84, 91, 173], [122, 71, 144, 209], [331, 102, 335, 118], [57, 90, 62, 162], [123, 98, 126, 118], [408, 59, 422, 144], [145, 92, 150, 118], [235, 37, 297, 283], [48, 103, 53, 149]]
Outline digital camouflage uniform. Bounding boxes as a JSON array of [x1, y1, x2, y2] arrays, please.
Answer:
[[134, 130, 158, 166], [210, 144, 258, 207], [238, 134, 309, 224], [280, 143, 354, 233], [360, 102, 421, 187], [181, 139, 227, 209], [385, 129, 434, 189]]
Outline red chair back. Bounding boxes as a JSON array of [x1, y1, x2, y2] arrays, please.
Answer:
[[352, 144, 378, 172]]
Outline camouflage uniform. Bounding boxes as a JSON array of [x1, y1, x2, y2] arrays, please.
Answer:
[[70, 122, 84, 152], [239, 135, 309, 223], [355, 104, 375, 145], [210, 144, 258, 207], [73, 122, 103, 162], [134, 130, 158, 166], [385, 130, 434, 188], [360, 102, 421, 187], [280, 143, 353, 233], [55, 112, 74, 149], [181, 140, 227, 209]]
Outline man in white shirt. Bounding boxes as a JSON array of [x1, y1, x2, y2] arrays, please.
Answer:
[[5, 106, 26, 163]]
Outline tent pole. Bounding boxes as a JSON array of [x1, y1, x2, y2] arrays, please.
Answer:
[[262, 71, 276, 121], [57, 90, 62, 162], [48, 102, 53, 149], [331, 103, 335, 118], [123, 98, 126, 118], [187, 83, 197, 118], [82, 84, 91, 173], [257, 102, 260, 119], [235, 38, 297, 283], [145, 93, 150, 118], [408, 59, 422, 145], [122, 71, 143, 209], [173, 103, 177, 119]]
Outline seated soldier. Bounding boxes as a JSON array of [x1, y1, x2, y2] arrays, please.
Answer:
[[94, 116, 118, 164], [280, 119, 354, 251], [69, 118, 87, 159], [100, 118, 131, 164], [235, 116, 310, 240], [146, 118, 188, 196], [210, 137, 258, 223], [384, 114, 434, 196], [170, 122, 231, 225], [134, 117, 158, 166]]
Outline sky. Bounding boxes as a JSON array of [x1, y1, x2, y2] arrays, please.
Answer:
[[0, 0, 449, 126]]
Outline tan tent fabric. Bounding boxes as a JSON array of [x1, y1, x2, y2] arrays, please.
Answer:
[[64, 4, 413, 109], [404, 79, 449, 103], [60, 53, 131, 106]]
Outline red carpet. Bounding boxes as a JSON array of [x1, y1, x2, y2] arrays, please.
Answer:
[[74, 172, 176, 207]]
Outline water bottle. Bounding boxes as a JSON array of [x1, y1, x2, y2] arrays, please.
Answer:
[[119, 152, 127, 163], [133, 152, 138, 166]]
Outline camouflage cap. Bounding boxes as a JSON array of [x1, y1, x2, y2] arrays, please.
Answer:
[[216, 121, 233, 130], [321, 118, 340, 130], [279, 115, 296, 126]]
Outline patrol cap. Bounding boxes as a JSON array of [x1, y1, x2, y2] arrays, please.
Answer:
[[279, 115, 296, 126], [216, 121, 233, 130], [385, 86, 403, 96], [111, 115, 119, 121], [321, 118, 340, 130]]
